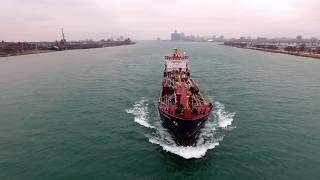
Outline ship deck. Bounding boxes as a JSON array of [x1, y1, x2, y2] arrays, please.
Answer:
[[159, 70, 212, 120]]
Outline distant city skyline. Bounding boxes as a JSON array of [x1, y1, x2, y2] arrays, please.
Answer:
[[169, 30, 319, 43], [1, 0, 320, 41]]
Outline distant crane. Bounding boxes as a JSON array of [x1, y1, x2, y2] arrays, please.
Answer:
[[59, 28, 67, 50], [61, 28, 66, 43]]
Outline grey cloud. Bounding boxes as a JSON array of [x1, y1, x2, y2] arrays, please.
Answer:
[[0, 0, 319, 41]]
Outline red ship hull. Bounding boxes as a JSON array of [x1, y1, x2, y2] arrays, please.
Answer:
[[158, 49, 213, 146]]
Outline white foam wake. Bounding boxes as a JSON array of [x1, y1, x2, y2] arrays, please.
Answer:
[[214, 101, 235, 128], [126, 98, 235, 159], [148, 134, 220, 159], [126, 98, 155, 129]]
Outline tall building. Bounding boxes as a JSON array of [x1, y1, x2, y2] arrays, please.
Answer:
[[171, 30, 184, 41], [296, 35, 302, 42]]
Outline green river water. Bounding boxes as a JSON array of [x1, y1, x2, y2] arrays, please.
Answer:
[[0, 41, 320, 179]]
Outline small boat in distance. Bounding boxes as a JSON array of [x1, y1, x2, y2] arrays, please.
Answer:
[[158, 48, 213, 146]]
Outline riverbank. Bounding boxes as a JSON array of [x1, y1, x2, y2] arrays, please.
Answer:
[[0, 40, 136, 58], [247, 47, 320, 59], [223, 44, 320, 60], [0, 50, 55, 57]]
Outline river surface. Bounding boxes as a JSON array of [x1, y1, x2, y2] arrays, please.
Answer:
[[0, 41, 320, 179]]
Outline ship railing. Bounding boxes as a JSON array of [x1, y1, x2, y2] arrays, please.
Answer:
[[193, 94, 208, 105], [193, 94, 201, 105], [189, 79, 199, 89], [160, 94, 175, 106], [164, 56, 189, 60]]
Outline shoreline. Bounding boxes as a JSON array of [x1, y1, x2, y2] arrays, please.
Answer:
[[0, 42, 136, 58], [0, 50, 55, 57], [223, 44, 320, 60]]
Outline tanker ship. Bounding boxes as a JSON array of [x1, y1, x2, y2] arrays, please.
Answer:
[[158, 48, 213, 146]]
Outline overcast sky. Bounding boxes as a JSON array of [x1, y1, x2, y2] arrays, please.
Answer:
[[1, 0, 319, 41]]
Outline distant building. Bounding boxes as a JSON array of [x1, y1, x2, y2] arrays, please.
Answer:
[[296, 35, 302, 42], [170, 31, 227, 42], [116, 36, 124, 41], [171, 30, 185, 41]]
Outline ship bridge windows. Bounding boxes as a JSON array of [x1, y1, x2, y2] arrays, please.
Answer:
[[165, 59, 188, 72]]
